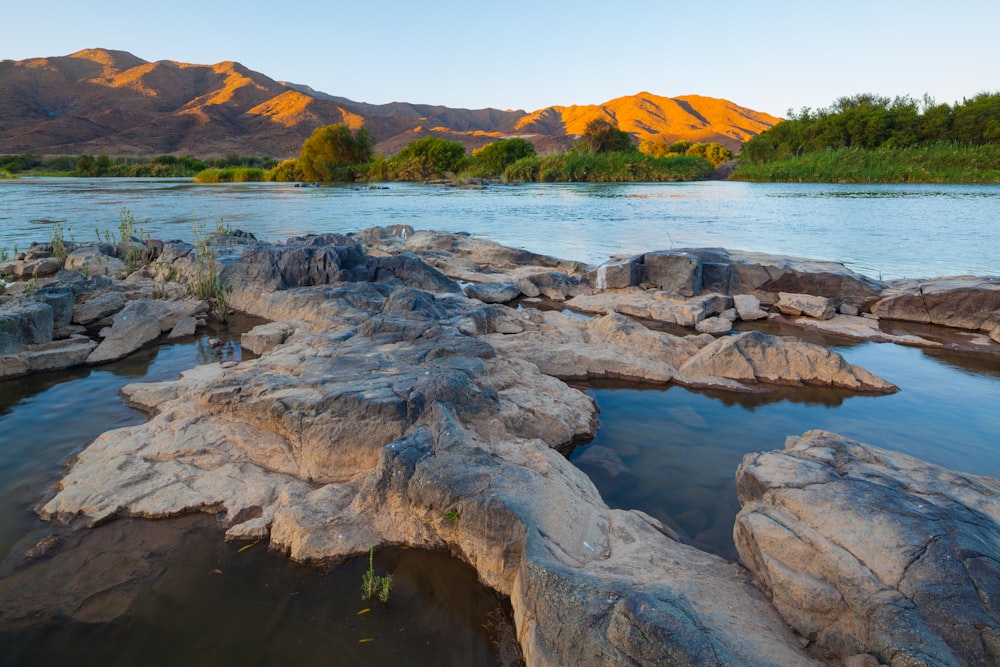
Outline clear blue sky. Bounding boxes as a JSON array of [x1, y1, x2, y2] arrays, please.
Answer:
[[3, 0, 997, 117]]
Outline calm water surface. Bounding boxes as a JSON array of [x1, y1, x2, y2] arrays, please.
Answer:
[[2, 179, 999, 279]]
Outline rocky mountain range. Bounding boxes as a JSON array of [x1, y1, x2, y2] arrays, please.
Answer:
[[0, 48, 782, 158]]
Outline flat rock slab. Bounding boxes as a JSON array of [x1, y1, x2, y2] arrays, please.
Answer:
[[735, 430, 1000, 666], [872, 276, 1000, 332], [566, 287, 730, 327], [86, 299, 161, 364]]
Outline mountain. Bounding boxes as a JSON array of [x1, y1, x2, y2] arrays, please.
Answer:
[[0, 49, 782, 158]]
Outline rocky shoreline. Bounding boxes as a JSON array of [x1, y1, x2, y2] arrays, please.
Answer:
[[2, 227, 999, 665]]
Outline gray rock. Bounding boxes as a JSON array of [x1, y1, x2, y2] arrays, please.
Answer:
[[65, 246, 127, 278], [167, 316, 198, 339], [73, 291, 128, 325], [642, 250, 702, 296], [695, 316, 733, 334], [86, 300, 162, 364], [240, 321, 292, 355], [31, 286, 74, 329], [464, 281, 522, 303], [871, 276, 1000, 331], [676, 330, 898, 392], [0, 300, 54, 353], [839, 302, 861, 316], [515, 271, 587, 301], [734, 294, 768, 320], [4, 257, 65, 279], [777, 292, 836, 320], [591, 257, 640, 290], [735, 430, 1000, 666]]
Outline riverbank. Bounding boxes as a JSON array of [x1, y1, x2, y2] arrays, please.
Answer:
[[2, 225, 998, 665], [731, 143, 1000, 183]]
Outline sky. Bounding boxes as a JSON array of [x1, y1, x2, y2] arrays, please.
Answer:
[[2, 0, 997, 117]]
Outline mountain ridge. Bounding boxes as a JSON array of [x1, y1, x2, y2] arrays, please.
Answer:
[[0, 48, 782, 158]]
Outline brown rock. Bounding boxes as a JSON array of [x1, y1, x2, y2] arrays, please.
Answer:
[[735, 430, 1000, 666]]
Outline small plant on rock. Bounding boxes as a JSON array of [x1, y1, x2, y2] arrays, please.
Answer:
[[192, 224, 233, 322], [49, 222, 71, 262], [361, 546, 393, 604]]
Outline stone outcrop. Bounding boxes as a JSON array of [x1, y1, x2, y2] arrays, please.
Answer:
[[871, 276, 1000, 333], [676, 331, 898, 393], [735, 431, 1000, 666], [86, 299, 164, 365], [14, 228, 996, 665], [41, 236, 828, 666], [777, 292, 837, 320], [586, 248, 884, 306], [566, 288, 731, 328]]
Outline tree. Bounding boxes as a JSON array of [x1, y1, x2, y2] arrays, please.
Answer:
[[395, 136, 467, 179], [472, 137, 536, 174], [298, 123, 376, 181], [684, 142, 734, 167], [574, 118, 635, 154]]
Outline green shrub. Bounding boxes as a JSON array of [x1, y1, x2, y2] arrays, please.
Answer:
[[471, 138, 536, 176], [194, 167, 265, 183]]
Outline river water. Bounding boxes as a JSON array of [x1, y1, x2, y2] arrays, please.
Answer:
[[2, 179, 1000, 279], [1, 178, 999, 663]]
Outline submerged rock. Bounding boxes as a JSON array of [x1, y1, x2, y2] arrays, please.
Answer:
[[735, 430, 1000, 666]]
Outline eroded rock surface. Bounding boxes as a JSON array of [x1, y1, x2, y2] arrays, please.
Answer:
[[41, 236, 823, 666], [735, 430, 1000, 666]]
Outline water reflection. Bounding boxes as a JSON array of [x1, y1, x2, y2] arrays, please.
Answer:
[[572, 341, 1000, 560], [0, 516, 509, 667], [0, 314, 513, 666]]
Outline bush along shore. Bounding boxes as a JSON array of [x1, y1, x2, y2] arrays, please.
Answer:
[[733, 91, 1000, 183], [2, 221, 999, 666]]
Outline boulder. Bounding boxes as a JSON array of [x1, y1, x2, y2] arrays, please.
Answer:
[[871, 276, 1000, 331], [463, 281, 522, 303], [567, 288, 725, 328], [31, 286, 75, 329], [65, 246, 127, 278], [482, 310, 703, 384], [86, 299, 162, 364], [676, 330, 898, 393], [241, 321, 293, 355], [0, 300, 54, 353], [641, 250, 702, 296], [167, 316, 198, 339], [735, 430, 1000, 666], [590, 257, 639, 290], [73, 291, 128, 325], [1, 257, 65, 279], [734, 294, 768, 320], [633, 248, 884, 303], [777, 292, 836, 320], [695, 316, 733, 334], [515, 271, 587, 301]]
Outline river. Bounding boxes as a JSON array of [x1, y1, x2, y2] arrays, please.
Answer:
[[2, 179, 999, 279], [1, 178, 999, 664]]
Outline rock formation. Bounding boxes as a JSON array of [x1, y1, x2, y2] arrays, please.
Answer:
[[1, 227, 996, 665], [735, 431, 1000, 666]]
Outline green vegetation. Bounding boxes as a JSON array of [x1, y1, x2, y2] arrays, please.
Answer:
[[0, 152, 277, 177], [574, 118, 636, 154], [732, 143, 1000, 183], [194, 167, 265, 183], [503, 152, 713, 182], [468, 137, 536, 175], [735, 92, 1000, 182], [191, 223, 233, 322], [298, 124, 376, 181], [361, 546, 393, 603], [267, 118, 714, 184], [640, 139, 734, 167]]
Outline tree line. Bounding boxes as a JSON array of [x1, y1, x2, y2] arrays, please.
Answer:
[[740, 92, 1000, 163], [260, 118, 731, 184]]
